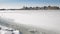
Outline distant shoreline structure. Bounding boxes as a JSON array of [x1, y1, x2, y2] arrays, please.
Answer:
[[0, 6, 60, 10]]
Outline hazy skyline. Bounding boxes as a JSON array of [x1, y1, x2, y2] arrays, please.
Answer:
[[0, 0, 60, 9]]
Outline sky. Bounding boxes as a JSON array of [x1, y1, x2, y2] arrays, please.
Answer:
[[0, 0, 60, 8]]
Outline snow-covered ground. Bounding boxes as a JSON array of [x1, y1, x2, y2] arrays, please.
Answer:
[[0, 25, 20, 34], [0, 10, 60, 34]]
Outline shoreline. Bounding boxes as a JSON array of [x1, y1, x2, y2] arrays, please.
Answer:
[[0, 9, 60, 11]]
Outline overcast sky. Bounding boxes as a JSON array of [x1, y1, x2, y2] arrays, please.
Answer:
[[0, 0, 60, 8]]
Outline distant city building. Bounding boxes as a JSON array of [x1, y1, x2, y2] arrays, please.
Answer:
[[0, 6, 60, 10], [47, 6, 59, 10], [21, 6, 60, 10]]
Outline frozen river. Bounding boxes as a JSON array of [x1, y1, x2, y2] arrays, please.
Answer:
[[0, 10, 60, 34]]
